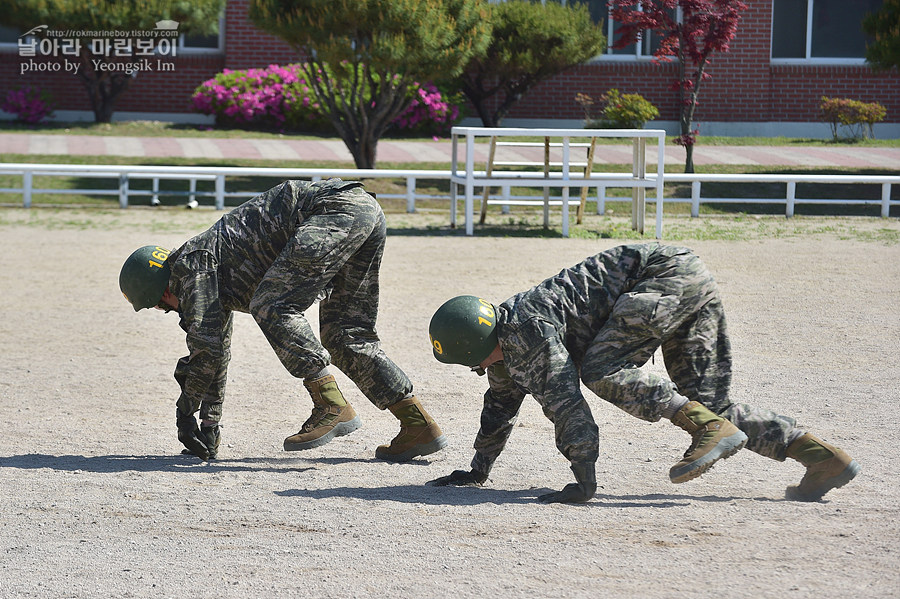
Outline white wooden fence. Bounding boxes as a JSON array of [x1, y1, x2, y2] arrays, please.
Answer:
[[0, 163, 450, 213], [0, 163, 897, 237]]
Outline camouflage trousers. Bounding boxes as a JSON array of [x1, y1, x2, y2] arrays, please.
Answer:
[[580, 250, 803, 461], [248, 185, 413, 409]]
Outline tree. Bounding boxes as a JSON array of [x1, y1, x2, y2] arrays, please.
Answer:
[[458, 1, 606, 128], [863, 0, 900, 70], [609, 0, 747, 173], [7, 0, 224, 123], [249, 0, 491, 169]]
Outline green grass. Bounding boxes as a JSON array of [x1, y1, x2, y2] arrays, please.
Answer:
[[2, 119, 899, 147], [3, 205, 897, 244], [1, 141, 898, 241]]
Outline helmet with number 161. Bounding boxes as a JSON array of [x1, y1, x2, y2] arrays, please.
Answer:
[[119, 245, 172, 311], [429, 295, 499, 367]]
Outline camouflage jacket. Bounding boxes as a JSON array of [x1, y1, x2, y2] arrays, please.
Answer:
[[471, 243, 694, 475], [166, 179, 361, 421]]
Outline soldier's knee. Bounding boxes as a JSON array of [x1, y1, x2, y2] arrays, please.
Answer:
[[248, 296, 268, 322], [581, 370, 613, 398], [319, 324, 344, 355], [249, 295, 288, 328]]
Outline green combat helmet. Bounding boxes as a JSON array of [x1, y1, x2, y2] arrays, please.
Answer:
[[429, 295, 498, 367], [120, 245, 172, 311]]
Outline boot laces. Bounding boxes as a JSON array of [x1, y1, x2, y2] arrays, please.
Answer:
[[682, 425, 708, 459], [301, 405, 329, 432]]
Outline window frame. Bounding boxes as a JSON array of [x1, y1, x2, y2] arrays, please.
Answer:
[[0, 24, 22, 51], [177, 15, 225, 55], [770, 0, 879, 65], [0, 18, 225, 54], [594, 3, 681, 63]]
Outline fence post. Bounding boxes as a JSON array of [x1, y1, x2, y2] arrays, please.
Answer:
[[631, 138, 646, 234], [561, 136, 570, 237], [450, 133, 458, 229], [465, 131, 475, 235], [406, 177, 416, 213], [882, 183, 891, 218], [215, 174, 225, 210], [151, 177, 161, 206], [597, 186, 606, 215], [23, 171, 33, 208], [691, 181, 701, 217], [786, 181, 796, 217], [119, 174, 129, 208], [542, 137, 550, 229]]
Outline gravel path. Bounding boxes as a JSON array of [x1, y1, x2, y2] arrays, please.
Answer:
[[1, 209, 897, 598]]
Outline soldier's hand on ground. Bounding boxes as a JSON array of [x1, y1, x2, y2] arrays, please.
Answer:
[[426, 469, 488, 487], [538, 482, 595, 504], [176, 410, 211, 461], [538, 461, 596, 504]]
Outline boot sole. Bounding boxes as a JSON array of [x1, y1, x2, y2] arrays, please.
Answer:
[[785, 459, 861, 502], [670, 430, 748, 483], [283, 415, 362, 451], [374, 434, 448, 463]]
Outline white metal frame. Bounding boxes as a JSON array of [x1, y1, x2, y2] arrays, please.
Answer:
[[450, 126, 666, 237]]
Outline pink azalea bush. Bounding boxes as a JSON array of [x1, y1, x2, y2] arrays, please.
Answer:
[[192, 63, 462, 134], [1, 85, 55, 124], [393, 82, 462, 136], [191, 64, 328, 131]]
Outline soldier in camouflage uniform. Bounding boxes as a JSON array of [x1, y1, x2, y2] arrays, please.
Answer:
[[119, 179, 446, 463], [427, 243, 859, 503]]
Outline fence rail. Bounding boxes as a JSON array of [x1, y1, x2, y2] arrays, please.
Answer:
[[0, 163, 450, 213], [1, 163, 897, 237]]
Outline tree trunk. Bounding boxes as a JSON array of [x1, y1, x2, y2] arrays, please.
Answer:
[[471, 97, 497, 127], [459, 78, 498, 127], [342, 129, 377, 169], [77, 53, 132, 123], [684, 143, 695, 174]]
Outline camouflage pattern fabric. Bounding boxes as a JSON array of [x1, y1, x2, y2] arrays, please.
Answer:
[[470, 243, 803, 475], [167, 179, 413, 423]]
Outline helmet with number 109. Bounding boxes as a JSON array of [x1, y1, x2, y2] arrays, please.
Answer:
[[119, 245, 172, 311], [429, 295, 498, 367]]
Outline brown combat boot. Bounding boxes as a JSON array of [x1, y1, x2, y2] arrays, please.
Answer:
[[283, 375, 361, 451], [375, 396, 447, 462], [785, 433, 860, 501], [669, 401, 748, 483]]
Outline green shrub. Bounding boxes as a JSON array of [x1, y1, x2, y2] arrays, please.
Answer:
[[820, 96, 887, 141], [576, 89, 659, 130]]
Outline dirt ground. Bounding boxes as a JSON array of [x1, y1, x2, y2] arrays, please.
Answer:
[[1, 208, 898, 599]]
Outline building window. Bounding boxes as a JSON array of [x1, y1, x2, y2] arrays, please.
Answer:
[[0, 20, 223, 53], [595, 2, 679, 61], [0, 24, 19, 47], [178, 16, 224, 53], [771, 0, 882, 62]]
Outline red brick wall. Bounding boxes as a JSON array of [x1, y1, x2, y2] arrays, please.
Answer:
[[223, 0, 297, 69], [1, 0, 898, 125], [0, 52, 226, 114], [505, 0, 900, 125], [769, 64, 900, 120]]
